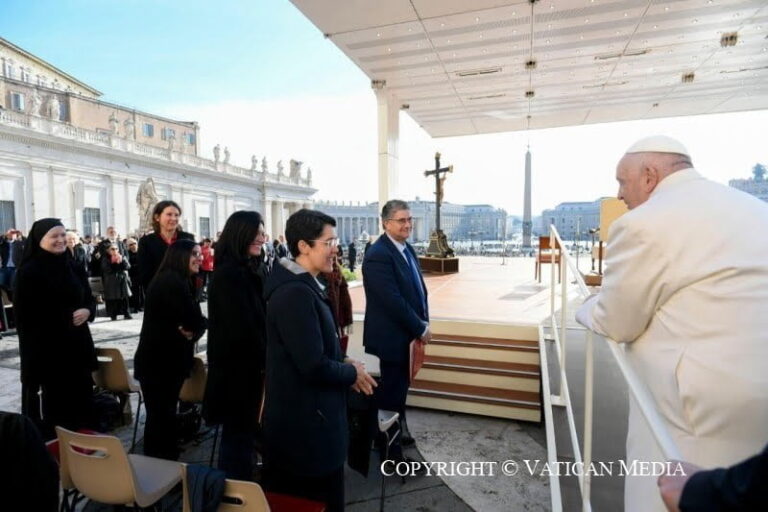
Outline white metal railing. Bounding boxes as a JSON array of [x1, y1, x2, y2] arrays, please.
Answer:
[[539, 225, 682, 512], [0, 110, 312, 186]]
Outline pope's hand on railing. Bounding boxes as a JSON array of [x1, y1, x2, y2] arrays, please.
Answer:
[[575, 294, 599, 329]]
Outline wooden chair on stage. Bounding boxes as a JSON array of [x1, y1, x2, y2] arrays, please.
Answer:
[[535, 235, 561, 283]]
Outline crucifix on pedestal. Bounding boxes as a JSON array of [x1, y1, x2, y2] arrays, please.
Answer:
[[424, 152, 455, 258]]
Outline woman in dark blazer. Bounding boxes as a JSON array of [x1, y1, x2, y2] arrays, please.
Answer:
[[137, 200, 194, 289], [101, 243, 132, 320], [65, 231, 89, 276], [203, 211, 268, 481], [133, 239, 206, 460], [14, 219, 97, 440], [262, 209, 376, 512]]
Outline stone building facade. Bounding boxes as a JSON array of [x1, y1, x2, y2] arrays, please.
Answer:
[[0, 37, 315, 238], [316, 199, 506, 244]]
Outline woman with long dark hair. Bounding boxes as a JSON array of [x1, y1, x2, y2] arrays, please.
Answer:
[[133, 239, 207, 460], [203, 211, 268, 480], [137, 200, 194, 289], [14, 218, 97, 439]]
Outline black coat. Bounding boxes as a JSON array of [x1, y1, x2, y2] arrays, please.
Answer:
[[263, 261, 357, 477], [679, 443, 768, 511], [101, 254, 131, 300], [133, 270, 206, 383], [0, 238, 24, 268], [14, 251, 97, 386], [203, 260, 267, 428], [65, 245, 89, 276], [137, 231, 195, 289], [127, 250, 141, 285]]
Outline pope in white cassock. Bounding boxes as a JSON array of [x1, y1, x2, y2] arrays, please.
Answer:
[[576, 136, 768, 512]]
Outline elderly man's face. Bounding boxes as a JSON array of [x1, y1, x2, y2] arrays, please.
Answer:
[[616, 154, 657, 210]]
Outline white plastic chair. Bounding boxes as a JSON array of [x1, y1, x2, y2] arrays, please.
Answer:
[[92, 347, 143, 451], [55, 427, 180, 509]]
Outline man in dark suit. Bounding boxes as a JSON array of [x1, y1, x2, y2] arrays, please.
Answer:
[[0, 229, 24, 296], [348, 241, 357, 271], [363, 199, 430, 461]]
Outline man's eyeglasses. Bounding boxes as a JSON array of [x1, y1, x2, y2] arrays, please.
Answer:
[[311, 238, 340, 248], [386, 216, 414, 226]]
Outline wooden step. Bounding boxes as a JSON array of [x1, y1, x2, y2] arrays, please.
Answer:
[[431, 334, 539, 351], [419, 356, 540, 392], [408, 380, 541, 422], [423, 356, 540, 378], [427, 335, 540, 365], [409, 380, 540, 409]]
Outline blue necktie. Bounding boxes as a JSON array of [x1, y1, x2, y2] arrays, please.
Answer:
[[404, 248, 427, 317]]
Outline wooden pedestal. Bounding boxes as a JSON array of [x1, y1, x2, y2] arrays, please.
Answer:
[[418, 256, 459, 274]]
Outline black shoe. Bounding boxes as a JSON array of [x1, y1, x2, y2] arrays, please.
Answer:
[[401, 433, 415, 447], [124, 314, 133, 320], [110, 316, 117, 321]]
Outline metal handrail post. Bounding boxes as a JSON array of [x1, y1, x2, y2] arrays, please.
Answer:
[[559, 237, 568, 398], [550, 230, 556, 320], [582, 329, 594, 511]]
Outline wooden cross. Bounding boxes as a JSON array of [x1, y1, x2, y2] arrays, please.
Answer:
[[424, 152, 453, 232]]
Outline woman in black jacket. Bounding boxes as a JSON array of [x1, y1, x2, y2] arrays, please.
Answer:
[[65, 230, 89, 276], [137, 200, 194, 289], [203, 210, 268, 481], [133, 239, 206, 460], [101, 243, 132, 320], [263, 209, 376, 511], [14, 218, 97, 440]]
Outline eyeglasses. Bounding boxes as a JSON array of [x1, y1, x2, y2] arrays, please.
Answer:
[[386, 216, 414, 226], [311, 238, 340, 248]]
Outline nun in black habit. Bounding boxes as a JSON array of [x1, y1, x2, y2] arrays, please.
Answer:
[[14, 218, 97, 440]]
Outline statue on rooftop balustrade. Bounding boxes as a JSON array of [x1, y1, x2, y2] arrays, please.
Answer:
[[261, 157, 268, 173], [223, 147, 230, 164], [289, 159, 302, 180], [124, 117, 135, 140], [29, 89, 42, 117], [213, 144, 221, 163], [109, 112, 119, 135], [251, 155, 258, 171], [48, 95, 61, 121], [307, 167, 312, 184]]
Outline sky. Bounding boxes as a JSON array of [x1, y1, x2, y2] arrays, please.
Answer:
[[3, 0, 767, 216]]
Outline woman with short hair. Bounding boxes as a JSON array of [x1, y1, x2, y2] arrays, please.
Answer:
[[203, 211, 268, 480], [133, 239, 207, 460]]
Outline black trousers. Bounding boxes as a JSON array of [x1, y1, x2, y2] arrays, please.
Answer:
[[105, 298, 129, 319], [140, 374, 185, 460], [219, 421, 257, 481], [22, 374, 95, 441], [376, 361, 410, 459], [263, 463, 345, 512]]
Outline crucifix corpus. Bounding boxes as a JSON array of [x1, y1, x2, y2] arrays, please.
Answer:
[[424, 152, 455, 258]]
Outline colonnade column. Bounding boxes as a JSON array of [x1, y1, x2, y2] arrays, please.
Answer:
[[372, 80, 399, 219]]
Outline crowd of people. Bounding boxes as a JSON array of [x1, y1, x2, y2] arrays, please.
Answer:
[[6, 135, 767, 512], [10, 196, 394, 511]]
